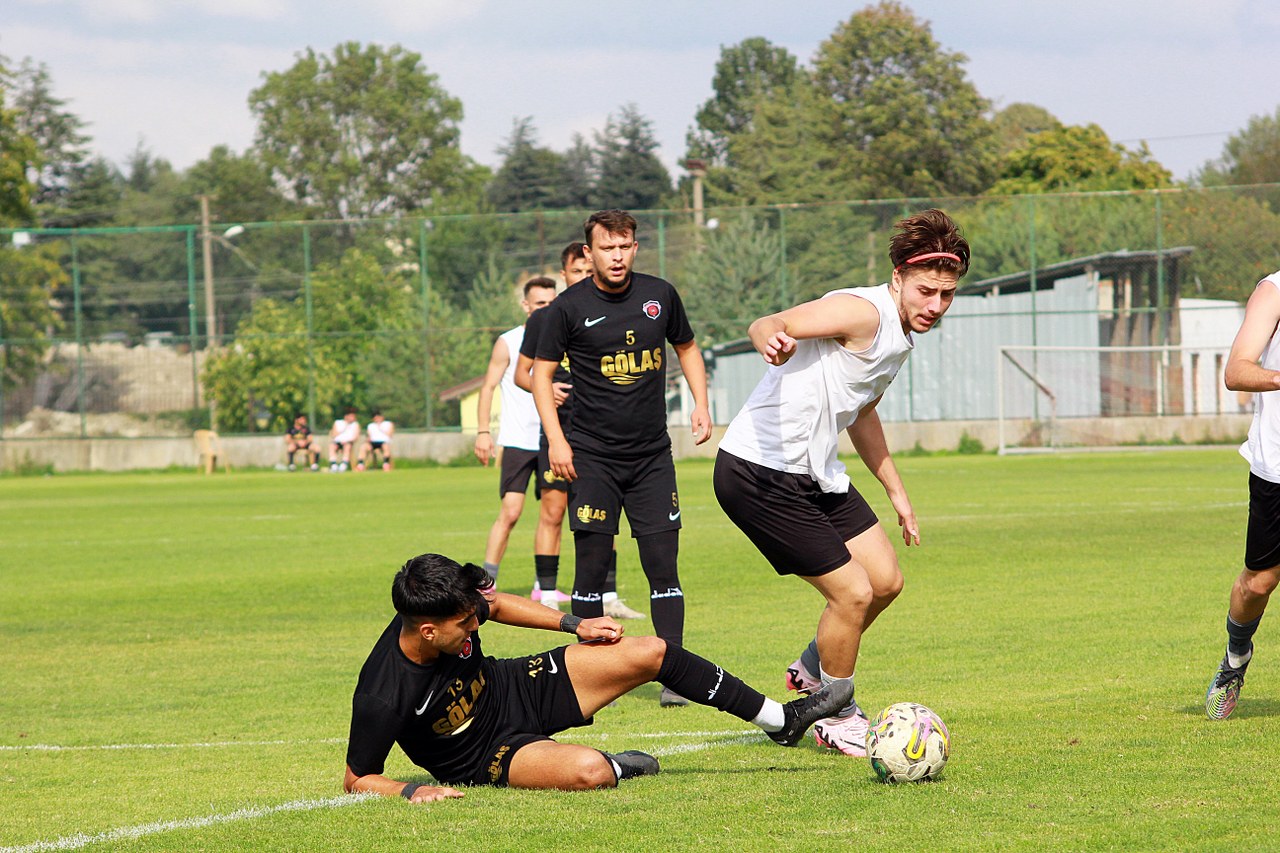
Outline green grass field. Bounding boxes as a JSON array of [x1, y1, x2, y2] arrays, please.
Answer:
[[0, 449, 1272, 851]]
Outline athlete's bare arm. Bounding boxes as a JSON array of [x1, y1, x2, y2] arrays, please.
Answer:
[[487, 590, 623, 641], [532, 357, 575, 481], [847, 395, 919, 546], [514, 351, 572, 404], [672, 339, 712, 445], [1226, 280, 1280, 392], [474, 338, 510, 466], [748, 295, 881, 366], [343, 765, 464, 803]]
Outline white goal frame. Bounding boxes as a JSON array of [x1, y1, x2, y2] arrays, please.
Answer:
[[996, 344, 1237, 454]]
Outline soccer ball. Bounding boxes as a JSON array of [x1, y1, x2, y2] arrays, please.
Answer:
[[866, 702, 950, 783]]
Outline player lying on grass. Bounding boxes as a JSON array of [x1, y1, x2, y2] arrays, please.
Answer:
[[343, 553, 852, 801]]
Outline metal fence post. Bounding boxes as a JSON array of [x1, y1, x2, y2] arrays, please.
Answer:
[[420, 218, 432, 430], [657, 213, 666, 281], [303, 226, 316, 428], [71, 235, 86, 438], [185, 227, 201, 415]]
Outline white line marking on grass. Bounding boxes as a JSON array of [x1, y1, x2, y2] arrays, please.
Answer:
[[3, 729, 776, 851], [0, 794, 376, 853], [0, 739, 345, 752]]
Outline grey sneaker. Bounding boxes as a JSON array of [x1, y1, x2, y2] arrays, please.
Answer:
[[605, 750, 660, 781], [1206, 651, 1248, 720], [604, 598, 646, 620], [659, 687, 690, 707], [768, 679, 855, 747]]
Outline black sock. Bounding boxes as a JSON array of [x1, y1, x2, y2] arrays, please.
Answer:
[[572, 531, 611, 619], [638, 530, 682, 646], [605, 549, 618, 595], [656, 642, 765, 722], [535, 554, 559, 592], [1228, 613, 1262, 660], [800, 638, 821, 676], [287, 451, 295, 465]]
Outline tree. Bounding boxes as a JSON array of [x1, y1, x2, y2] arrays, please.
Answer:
[[714, 79, 838, 205], [487, 118, 575, 212], [7, 58, 91, 213], [989, 124, 1171, 195], [679, 215, 792, 344], [178, 145, 290, 225], [0, 62, 62, 391], [811, 2, 998, 198], [592, 104, 671, 210], [203, 247, 426, 431], [686, 37, 805, 166], [249, 42, 476, 219], [1199, 106, 1280, 187], [991, 102, 1061, 158]]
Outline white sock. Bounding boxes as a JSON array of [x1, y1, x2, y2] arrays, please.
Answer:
[[541, 591, 559, 605], [603, 591, 619, 603], [752, 699, 786, 732], [1227, 646, 1253, 669], [819, 667, 859, 718]]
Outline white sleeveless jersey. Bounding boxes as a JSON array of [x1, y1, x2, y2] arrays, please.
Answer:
[[719, 284, 913, 493], [1241, 273, 1280, 483], [367, 420, 393, 443], [497, 325, 541, 451], [332, 418, 360, 444]]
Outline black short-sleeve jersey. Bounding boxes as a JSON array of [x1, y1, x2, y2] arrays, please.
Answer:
[[534, 273, 694, 458], [521, 306, 574, 430], [287, 425, 312, 441], [345, 600, 498, 781]]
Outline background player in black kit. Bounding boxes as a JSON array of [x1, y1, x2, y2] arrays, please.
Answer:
[[342, 553, 852, 800], [531, 210, 711, 707], [516, 241, 645, 621]]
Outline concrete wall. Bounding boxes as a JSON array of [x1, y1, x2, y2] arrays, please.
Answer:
[[1, 431, 476, 473], [2, 414, 1251, 473]]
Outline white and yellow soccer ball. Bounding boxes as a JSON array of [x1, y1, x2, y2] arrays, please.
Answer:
[[866, 702, 950, 783]]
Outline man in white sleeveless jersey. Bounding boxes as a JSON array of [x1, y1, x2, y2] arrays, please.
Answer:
[[1205, 269, 1280, 720], [714, 209, 970, 756], [475, 278, 558, 591]]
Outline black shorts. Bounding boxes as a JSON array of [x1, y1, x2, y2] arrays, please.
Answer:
[[451, 646, 591, 787], [569, 449, 680, 537], [537, 444, 570, 494], [1246, 473, 1280, 570], [499, 447, 540, 497], [714, 450, 879, 577]]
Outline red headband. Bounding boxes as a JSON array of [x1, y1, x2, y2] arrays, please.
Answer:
[[895, 251, 961, 271]]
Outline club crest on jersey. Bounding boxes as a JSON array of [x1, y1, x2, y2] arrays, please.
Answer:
[[642, 300, 662, 319], [459, 637, 473, 659]]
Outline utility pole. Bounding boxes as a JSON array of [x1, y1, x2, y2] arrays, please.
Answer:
[[200, 195, 216, 350], [199, 194, 218, 431]]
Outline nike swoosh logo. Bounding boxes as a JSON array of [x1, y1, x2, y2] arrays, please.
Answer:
[[548, 657, 558, 674], [415, 690, 435, 715], [669, 511, 681, 521], [584, 316, 606, 327]]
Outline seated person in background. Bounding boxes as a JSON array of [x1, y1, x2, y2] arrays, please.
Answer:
[[329, 407, 361, 473], [285, 413, 321, 471], [359, 411, 395, 472]]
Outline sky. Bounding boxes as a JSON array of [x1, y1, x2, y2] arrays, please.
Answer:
[[6, 0, 1280, 188]]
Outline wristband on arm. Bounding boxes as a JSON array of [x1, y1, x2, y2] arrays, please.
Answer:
[[401, 782, 421, 800], [560, 613, 582, 635]]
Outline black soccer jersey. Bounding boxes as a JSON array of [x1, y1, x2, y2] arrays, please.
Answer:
[[534, 273, 694, 458], [521, 305, 574, 431], [345, 602, 498, 781], [287, 425, 312, 441]]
